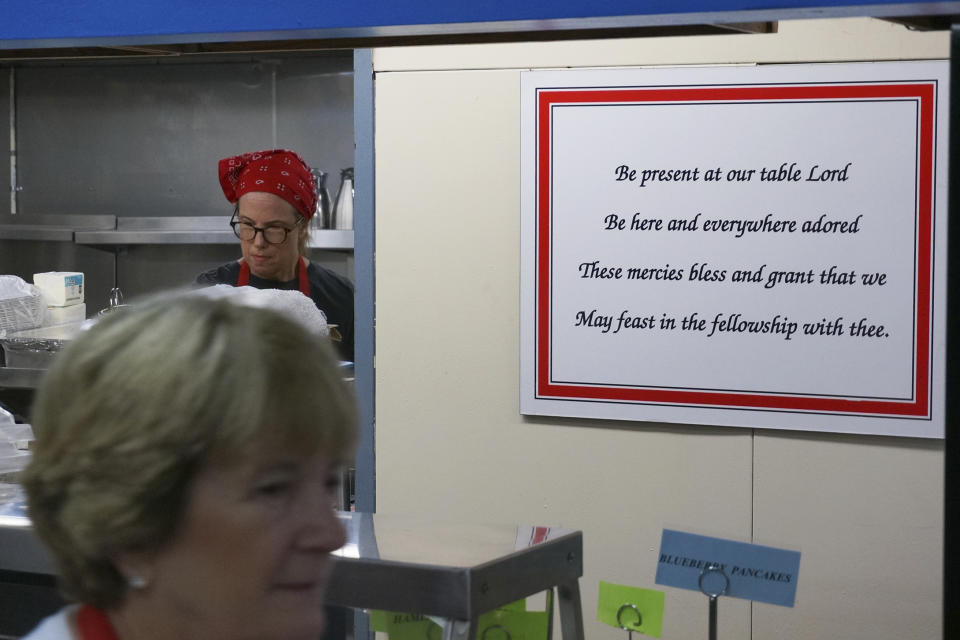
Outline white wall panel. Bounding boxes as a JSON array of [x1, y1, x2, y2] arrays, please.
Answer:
[[372, 17, 946, 640], [752, 433, 943, 639]]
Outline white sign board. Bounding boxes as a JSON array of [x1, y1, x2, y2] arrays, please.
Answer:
[[519, 62, 947, 438]]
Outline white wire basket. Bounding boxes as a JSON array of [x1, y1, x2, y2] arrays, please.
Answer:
[[0, 276, 45, 334]]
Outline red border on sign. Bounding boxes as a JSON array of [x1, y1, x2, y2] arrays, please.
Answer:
[[535, 83, 936, 417]]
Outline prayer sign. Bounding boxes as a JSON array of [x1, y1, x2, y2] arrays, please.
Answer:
[[519, 61, 947, 438]]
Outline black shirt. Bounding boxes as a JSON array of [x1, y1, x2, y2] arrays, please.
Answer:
[[195, 261, 355, 362]]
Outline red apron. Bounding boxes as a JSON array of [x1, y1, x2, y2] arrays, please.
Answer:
[[237, 256, 310, 297]]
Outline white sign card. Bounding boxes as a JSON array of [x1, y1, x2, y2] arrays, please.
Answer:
[[519, 61, 947, 438]]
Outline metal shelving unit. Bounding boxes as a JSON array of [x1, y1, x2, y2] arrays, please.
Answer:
[[74, 216, 354, 250], [0, 216, 352, 250], [0, 214, 116, 242], [0, 216, 356, 250]]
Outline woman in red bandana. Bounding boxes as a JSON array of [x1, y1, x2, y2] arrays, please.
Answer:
[[195, 149, 354, 361]]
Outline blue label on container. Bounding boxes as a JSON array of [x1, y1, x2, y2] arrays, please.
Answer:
[[64, 275, 82, 287], [655, 529, 800, 607]]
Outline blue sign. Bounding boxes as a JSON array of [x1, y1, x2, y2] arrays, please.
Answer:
[[655, 529, 800, 607], [0, 1, 957, 46]]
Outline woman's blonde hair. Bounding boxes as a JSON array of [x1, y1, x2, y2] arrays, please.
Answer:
[[22, 292, 356, 608]]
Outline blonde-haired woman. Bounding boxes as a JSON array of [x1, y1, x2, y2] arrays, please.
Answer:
[[22, 292, 356, 640]]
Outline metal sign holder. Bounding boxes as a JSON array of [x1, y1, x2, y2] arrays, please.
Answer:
[[697, 564, 730, 640], [615, 602, 642, 639]]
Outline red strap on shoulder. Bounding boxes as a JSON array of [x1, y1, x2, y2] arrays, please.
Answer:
[[236, 258, 310, 297], [297, 256, 310, 297], [75, 605, 119, 640], [237, 259, 251, 287]]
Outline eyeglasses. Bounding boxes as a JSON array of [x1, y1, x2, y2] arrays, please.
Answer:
[[230, 216, 301, 245]]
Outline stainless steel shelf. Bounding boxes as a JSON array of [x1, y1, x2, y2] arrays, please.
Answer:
[[75, 230, 353, 248], [1, 365, 351, 391], [75, 229, 239, 245], [0, 225, 77, 242], [73, 216, 354, 249], [0, 214, 117, 242], [0, 215, 352, 250]]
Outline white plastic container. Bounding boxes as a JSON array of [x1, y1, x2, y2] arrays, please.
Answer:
[[33, 271, 84, 307]]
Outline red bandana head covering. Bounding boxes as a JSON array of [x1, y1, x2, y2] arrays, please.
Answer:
[[218, 149, 317, 220]]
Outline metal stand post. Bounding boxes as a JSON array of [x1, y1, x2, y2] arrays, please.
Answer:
[[708, 595, 718, 640], [698, 564, 729, 640], [557, 580, 585, 640]]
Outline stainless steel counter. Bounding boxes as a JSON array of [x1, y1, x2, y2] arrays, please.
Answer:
[[0, 512, 584, 640], [0, 367, 46, 389], [0, 516, 54, 575]]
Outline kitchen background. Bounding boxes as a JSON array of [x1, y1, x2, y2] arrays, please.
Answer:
[[0, 50, 355, 314]]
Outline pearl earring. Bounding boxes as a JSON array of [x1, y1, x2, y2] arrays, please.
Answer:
[[127, 574, 149, 590]]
